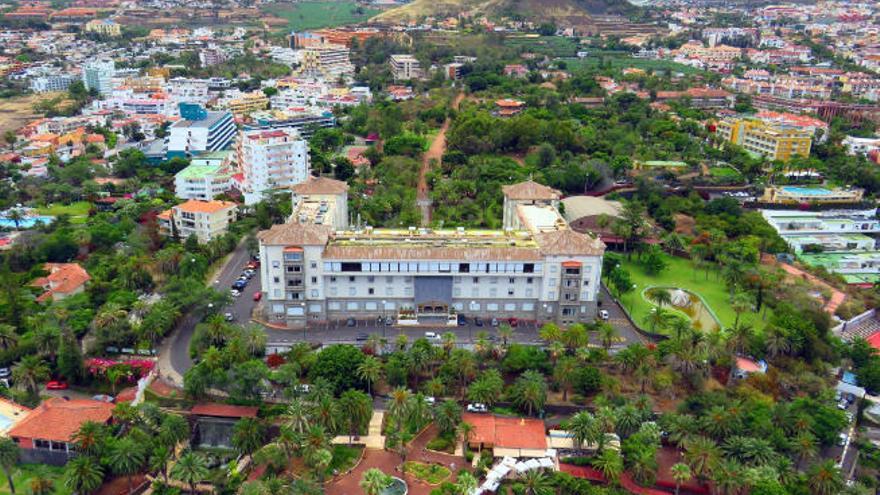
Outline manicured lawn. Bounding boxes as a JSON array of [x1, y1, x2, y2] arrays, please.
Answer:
[[326, 445, 362, 476], [35, 201, 91, 224], [403, 461, 450, 485], [708, 166, 742, 179], [562, 56, 704, 75], [262, 1, 380, 31], [0, 464, 69, 495], [616, 252, 769, 334]]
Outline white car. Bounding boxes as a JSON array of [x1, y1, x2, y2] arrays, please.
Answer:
[[838, 433, 848, 446], [467, 403, 488, 413], [230, 289, 241, 298], [598, 310, 610, 321], [425, 396, 436, 405], [424, 332, 441, 341]]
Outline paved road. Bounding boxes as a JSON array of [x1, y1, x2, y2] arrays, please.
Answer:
[[161, 241, 258, 383]]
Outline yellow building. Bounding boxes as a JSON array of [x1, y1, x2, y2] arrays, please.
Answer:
[[716, 118, 812, 162], [84, 19, 121, 37], [224, 91, 269, 116]]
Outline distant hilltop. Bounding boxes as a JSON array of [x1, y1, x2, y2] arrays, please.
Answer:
[[371, 0, 641, 27]]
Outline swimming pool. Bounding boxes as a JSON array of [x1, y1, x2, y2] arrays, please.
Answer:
[[781, 186, 833, 196], [0, 216, 55, 229]]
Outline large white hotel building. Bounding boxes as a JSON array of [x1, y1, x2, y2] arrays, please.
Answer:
[[257, 178, 605, 328]]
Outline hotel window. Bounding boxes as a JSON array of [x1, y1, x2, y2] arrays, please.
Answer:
[[272, 261, 280, 268], [346, 302, 358, 310], [526, 277, 533, 284], [507, 288, 514, 296], [368, 288, 375, 295], [309, 304, 321, 313], [471, 288, 479, 297], [272, 304, 284, 314], [349, 276, 355, 282], [311, 277, 317, 284], [311, 290, 318, 297], [348, 287, 356, 296], [310, 262, 317, 269], [324, 262, 332, 271], [387, 276, 394, 284], [329, 287, 337, 296], [328, 302, 341, 310], [367, 276, 375, 283], [381, 263, 389, 271], [454, 288, 461, 297], [390, 262, 399, 271], [508, 277, 515, 284], [522, 303, 534, 311], [504, 303, 516, 311], [386, 287, 393, 296], [469, 302, 480, 311], [487, 303, 499, 311], [273, 277, 280, 283], [473, 277, 479, 284], [365, 302, 378, 311]]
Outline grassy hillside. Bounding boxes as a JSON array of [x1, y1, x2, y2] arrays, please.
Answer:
[[373, 0, 639, 24], [262, 1, 380, 31]]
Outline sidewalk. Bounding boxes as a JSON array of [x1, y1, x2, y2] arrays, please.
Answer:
[[332, 411, 386, 449]]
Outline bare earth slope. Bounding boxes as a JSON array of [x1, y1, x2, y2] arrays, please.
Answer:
[[372, 0, 639, 25]]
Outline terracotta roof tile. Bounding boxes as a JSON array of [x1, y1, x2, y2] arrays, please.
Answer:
[[257, 223, 332, 246], [535, 229, 605, 256], [463, 413, 547, 450], [191, 403, 258, 418], [174, 199, 238, 214], [290, 176, 349, 195], [502, 181, 561, 200], [8, 398, 113, 443], [30, 263, 90, 300]]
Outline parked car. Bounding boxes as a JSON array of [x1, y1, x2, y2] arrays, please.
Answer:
[[355, 333, 369, 342], [230, 289, 241, 298], [346, 317, 356, 327], [491, 318, 499, 327], [837, 399, 849, 410], [425, 332, 441, 341], [598, 309, 610, 321], [838, 433, 848, 446], [46, 380, 68, 390], [246, 261, 258, 270], [0, 368, 10, 379], [294, 384, 311, 395], [0, 379, 10, 389], [508, 317, 518, 327], [474, 317, 484, 327], [92, 394, 114, 403], [224, 312, 235, 322], [253, 292, 262, 301], [466, 403, 488, 413], [425, 396, 436, 405], [457, 314, 467, 326]]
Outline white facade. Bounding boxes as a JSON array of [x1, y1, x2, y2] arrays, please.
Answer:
[[843, 136, 880, 156], [30, 74, 77, 93], [237, 127, 310, 205], [173, 151, 234, 201], [158, 200, 238, 243], [258, 180, 605, 328], [82, 59, 115, 96], [166, 110, 236, 159], [762, 209, 880, 253], [390, 54, 423, 81]]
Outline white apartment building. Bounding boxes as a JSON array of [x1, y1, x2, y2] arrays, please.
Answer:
[[390, 54, 423, 81], [762, 209, 880, 253], [166, 78, 211, 105], [258, 180, 605, 328], [30, 74, 77, 93], [173, 151, 234, 201], [82, 59, 115, 96], [843, 136, 880, 156], [166, 104, 237, 159], [237, 127, 310, 205], [158, 199, 238, 243], [298, 44, 354, 79]]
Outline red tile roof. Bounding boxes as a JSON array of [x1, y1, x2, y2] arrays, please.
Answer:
[[463, 413, 547, 450], [191, 403, 258, 418], [30, 263, 90, 302], [8, 398, 113, 443]]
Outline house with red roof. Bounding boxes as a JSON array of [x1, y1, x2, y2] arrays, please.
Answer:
[[8, 398, 114, 464], [30, 263, 91, 303], [463, 413, 548, 458]]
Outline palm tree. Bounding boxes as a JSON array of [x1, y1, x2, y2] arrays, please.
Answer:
[[684, 436, 719, 482], [0, 325, 18, 351], [27, 465, 54, 495], [592, 449, 623, 483], [547, 341, 565, 364], [598, 323, 617, 351], [365, 334, 383, 355], [568, 411, 601, 450], [643, 307, 671, 332], [792, 432, 818, 465], [6, 209, 23, 230], [242, 325, 267, 356], [808, 460, 844, 495], [232, 417, 266, 455], [441, 332, 457, 355], [614, 405, 643, 438], [171, 452, 209, 494], [670, 463, 691, 495], [764, 327, 791, 358], [107, 437, 145, 495], [649, 288, 673, 308], [12, 356, 49, 397], [63, 456, 104, 495], [497, 324, 513, 347], [519, 470, 553, 495], [726, 322, 754, 356], [159, 413, 190, 449], [434, 399, 462, 436], [360, 468, 392, 495], [457, 421, 474, 459], [730, 292, 753, 328], [538, 322, 561, 344], [388, 387, 412, 442], [454, 471, 478, 495], [510, 370, 547, 417], [284, 398, 310, 434], [553, 357, 578, 401], [0, 438, 18, 495], [712, 460, 744, 495], [628, 445, 657, 486], [339, 389, 372, 446], [73, 421, 107, 457]]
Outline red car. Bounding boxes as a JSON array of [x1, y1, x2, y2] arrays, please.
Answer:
[[253, 292, 262, 301], [508, 317, 518, 327], [46, 380, 68, 390]]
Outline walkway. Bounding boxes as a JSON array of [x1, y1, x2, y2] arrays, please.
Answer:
[[406, 424, 468, 471], [332, 411, 386, 449], [417, 92, 464, 226], [762, 254, 845, 315]]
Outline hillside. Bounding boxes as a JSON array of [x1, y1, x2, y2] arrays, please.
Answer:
[[372, 0, 640, 26]]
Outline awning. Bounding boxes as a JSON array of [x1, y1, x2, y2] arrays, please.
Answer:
[[562, 261, 582, 268]]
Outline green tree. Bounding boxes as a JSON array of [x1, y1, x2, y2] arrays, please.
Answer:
[[434, 400, 462, 436], [12, 356, 50, 397], [670, 463, 691, 495], [171, 452, 209, 494], [592, 448, 624, 483], [808, 460, 844, 495], [518, 469, 553, 495], [360, 468, 392, 495], [73, 421, 108, 457], [108, 437, 145, 495], [510, 370, 547, 417], [339, 389, 373, 445], [63, 456, 104, 495], [232, 417, 266, 455], [454, 471, 478, 495], [0, 438, 18, 495]]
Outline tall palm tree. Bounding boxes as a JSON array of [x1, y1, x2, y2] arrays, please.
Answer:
[[434, 400, 462, 436], [628, 445, 657, 486], [792, 432, 818, 465], [108, 437, 145, 495], [649, 288, 673, 308], [339, 389, 372, 446], [441, 332, 457, 355], [27, 465, 54, 495], [457, 421, 474, 458], [553, 357, 578, 401], [598, 323, 617, 351], [511, 370, 547, 417], [454, 471, 478, 495], [171, 452, 209, 494], [0, 438, 18, 495], [568, 411, 601, 450], [388, 387, 412, 448], [808, 460, 844, 495], [684, 436, 720, 482], [232, 417, 266, 456], [670, 463, 691, 495], [0, 325, 18, 351], [284, 398, 311, 434], [519, 470, 553, 495], [712, 460, 744, 495], [497, 324, 513, 347], [643, 307, 671, 332], [12, 355, 50, 397], [360, 468, 392, 495], [63, 456, 104, 495], [357, 356, 382, 397], [538, 323, 561, 344], [591, 449, 623, 483], [73, 421, 108, 457]]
